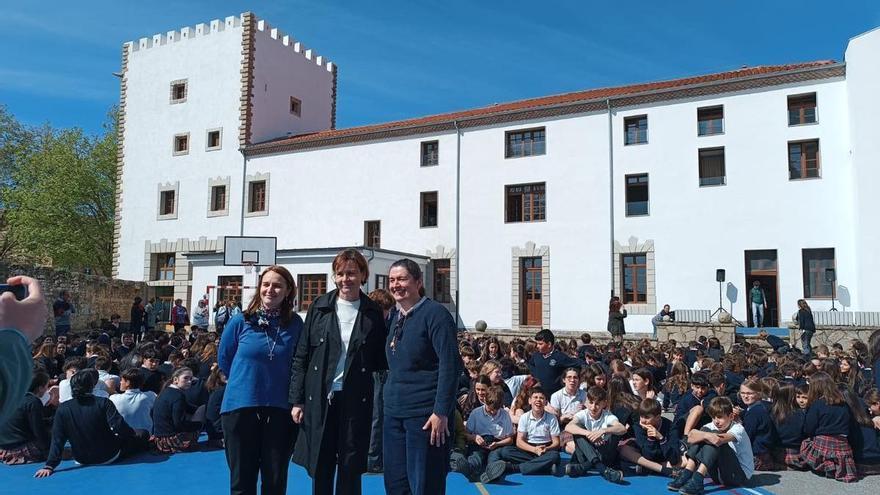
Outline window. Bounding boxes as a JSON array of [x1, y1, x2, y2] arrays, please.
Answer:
[[505, 128, 546, 158], [624, 115, 648, 145], [375, 275, 388, 290], [625, 174, 649, 216], [155, 253, 175, 281], [505, 182, 546, 223], [217, 276, 243, 307], [421, 141, 439, 166], [621, 253, 647, 303], [698, 106, 724, 136], [170, 80, 187, 103], [248, 181, 266, 213], [788, 93, 817, 125], [433, 259, 452, 303], [206, 129, 222, 150], [173, 133, 189, 156], [210, 185, 227, 212], [788, 140, 820, 180], [160, 190, 175, 216], [364, 221, 381, 248], [289, 96, 302, 116], [420, 191, 438, 228], [698, 147, 726, 186], [802, 248, 835, 298], [298, 274, 326, 311]]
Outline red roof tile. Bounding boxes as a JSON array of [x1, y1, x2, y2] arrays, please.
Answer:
[[248, 60, 838, 151]]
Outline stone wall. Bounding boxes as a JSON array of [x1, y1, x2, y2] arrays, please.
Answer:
[[787, 326, 880, 348], [1, 262, 149, 334], [656, 322, 737, 350]]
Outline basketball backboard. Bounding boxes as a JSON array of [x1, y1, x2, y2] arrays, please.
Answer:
[[223, 236, 277, 267]]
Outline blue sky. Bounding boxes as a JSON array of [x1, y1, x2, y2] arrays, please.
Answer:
[[2, 0, 878, 135]]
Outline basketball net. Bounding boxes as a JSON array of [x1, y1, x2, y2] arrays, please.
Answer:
[[244, 263, 254, 275]]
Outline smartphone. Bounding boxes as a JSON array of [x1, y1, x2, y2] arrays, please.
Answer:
[[0, 284, 27, 300]]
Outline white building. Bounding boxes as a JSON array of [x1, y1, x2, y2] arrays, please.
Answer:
[[113, 12, 880, 332]]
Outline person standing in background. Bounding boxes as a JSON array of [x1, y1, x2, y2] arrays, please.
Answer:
[[750, 281, 768, 328], [796, 299, 816, 357], [53, 290, 75, 338]]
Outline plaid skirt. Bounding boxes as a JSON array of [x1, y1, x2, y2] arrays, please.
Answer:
[[798, 435, 859, 483], [772, 446, 803, 469], [151, 432, 199, 454], [0, 442, 47, 465]]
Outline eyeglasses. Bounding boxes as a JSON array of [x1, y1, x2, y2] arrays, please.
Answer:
[[390, 313, 408, 354]]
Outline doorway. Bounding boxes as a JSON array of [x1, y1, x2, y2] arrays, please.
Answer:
[[520, 257, 542, 326], [744, 250, 779, 327]]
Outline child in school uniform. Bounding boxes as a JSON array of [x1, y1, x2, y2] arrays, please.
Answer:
[[151, 367, 202, 453], [451, 386, 515, 481], [668, 396, 754, 495], [619, 398, 681, 477], [482, 386, 560, 484], [770, 383, 806, 469], [843, 387, 880, 475], [738, 378, 778, 470], [796, 372, 858, 482], [563, 386, 627, 483], [673, 372, 714, 436]]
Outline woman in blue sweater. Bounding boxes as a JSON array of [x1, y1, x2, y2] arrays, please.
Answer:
[[797, 372, 858, 482], [151, 367, 201, 453], [383, 259, 459, 495], [739, 378, 777, 470], [218, 265, 303, 495]]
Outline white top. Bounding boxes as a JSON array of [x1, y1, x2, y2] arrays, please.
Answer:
[[59, 378, 109, 403], [109, 389, 157, 432], [332, 297, 360, 392], [98, 369, 121, 391], [550, 387, 586, 415], [703, 421, 754, 479], [572, 409, 619, 442], [466, 405, 514, 438], [505, 375, 528, 400], [517, 410, 560, 445]]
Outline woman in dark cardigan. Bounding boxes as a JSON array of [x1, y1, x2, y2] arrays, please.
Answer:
[[289, 249, 388, 495], [797, 299, 816, 356], [607, 298, 627, 344]]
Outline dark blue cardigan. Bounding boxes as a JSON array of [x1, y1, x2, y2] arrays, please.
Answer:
[[742, 401, 777, 454], [773, 408, 806, 448], [804, 399, 851, 437], [632, 416, 680, 463]]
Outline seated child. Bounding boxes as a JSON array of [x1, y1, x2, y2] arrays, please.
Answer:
[[843, 387, 880, 474], [140, 349, 167, 395], [109, 368, 157, 432], [451, 386, 514, 481], [738, 378, 778, 470], [59, 357, 108, 402], [151, 367, 202, 453], [0, 371, 51, 464], [795, 372, 858, 483], [672, 373, 713, 436], [482, 386, 560, 483], [668, 396, 754, 495], [770, 383, 806, 469], [548, 367, 586, 428], [563, 386, 627, 483], [620, 398, 681, 476], [34, 370, 150, 478]]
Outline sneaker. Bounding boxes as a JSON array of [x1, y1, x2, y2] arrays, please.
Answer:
[[565, 462, 587, 478], [602, 467, 624, 484], [480, 460, 507, 484], [550, 463, 558, 476], [667, 469, 693, 491], [679, 476, 705, 495], [450, 453, 471, 477]]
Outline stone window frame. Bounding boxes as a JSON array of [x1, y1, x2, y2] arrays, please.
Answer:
[[207, 176, 230, 218], [289, 96, 302, 117], [170, 79, 187, 104], [244, 172, 270, 217], [205, 127, 223, 151], [425, 245, 457, 311], [172, 132, 190, 156], [613, 237, 656, 315], [511, 242, 550, 330], [157, 182, 179, 221]]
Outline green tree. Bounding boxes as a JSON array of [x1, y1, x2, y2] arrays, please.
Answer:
[[2, 108, 117, 274]]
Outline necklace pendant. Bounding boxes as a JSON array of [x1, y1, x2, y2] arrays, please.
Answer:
[[269, 352, 274, 361]]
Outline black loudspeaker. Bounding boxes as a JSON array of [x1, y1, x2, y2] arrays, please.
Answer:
[[825, 268, 836, 282], [716, 269, 726, 283]]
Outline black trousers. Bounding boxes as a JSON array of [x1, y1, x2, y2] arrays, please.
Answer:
[[313, 391, 362, 495], [222, 407, 297, 495], [687, 441, 748, 487], [497, 445, 559, 475], [367, 371, 387, 470], [572, 436, 618, 467]]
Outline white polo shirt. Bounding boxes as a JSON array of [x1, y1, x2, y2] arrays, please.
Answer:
[[109, 388, 157, 432], [466, 405, 514, 438], [517, 410, 560, 445], [703, 421, 754, 479], [572, 409, 619, 441], [550, 387, 586, 415]]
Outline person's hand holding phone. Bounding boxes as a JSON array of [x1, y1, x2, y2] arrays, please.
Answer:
[[0, 276, 48, 343]]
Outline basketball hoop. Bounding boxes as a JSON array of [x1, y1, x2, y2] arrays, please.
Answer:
[[244, 263, 255, 275]]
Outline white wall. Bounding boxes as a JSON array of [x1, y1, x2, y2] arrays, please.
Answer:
[[118, 17, 246, 281], [846, 28, 880, 310], [250, 22, 335, 143]]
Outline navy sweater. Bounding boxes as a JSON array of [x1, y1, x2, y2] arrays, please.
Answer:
[[632, 417, 681, 463], [742, 401, 776, 455], [804, 399, 851, 437], [849, 419, 880, 464], [673, 390, 715, 435], [384, 299, 460, 418], [0, 393, 49, 450], [45, 395, 134, 469], [773, 409, 806, 448], [152, 387, 201, 437], [527, 349, 582, 395]]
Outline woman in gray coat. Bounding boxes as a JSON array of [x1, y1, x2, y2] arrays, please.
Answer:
[[289, 249, 388, 495]]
